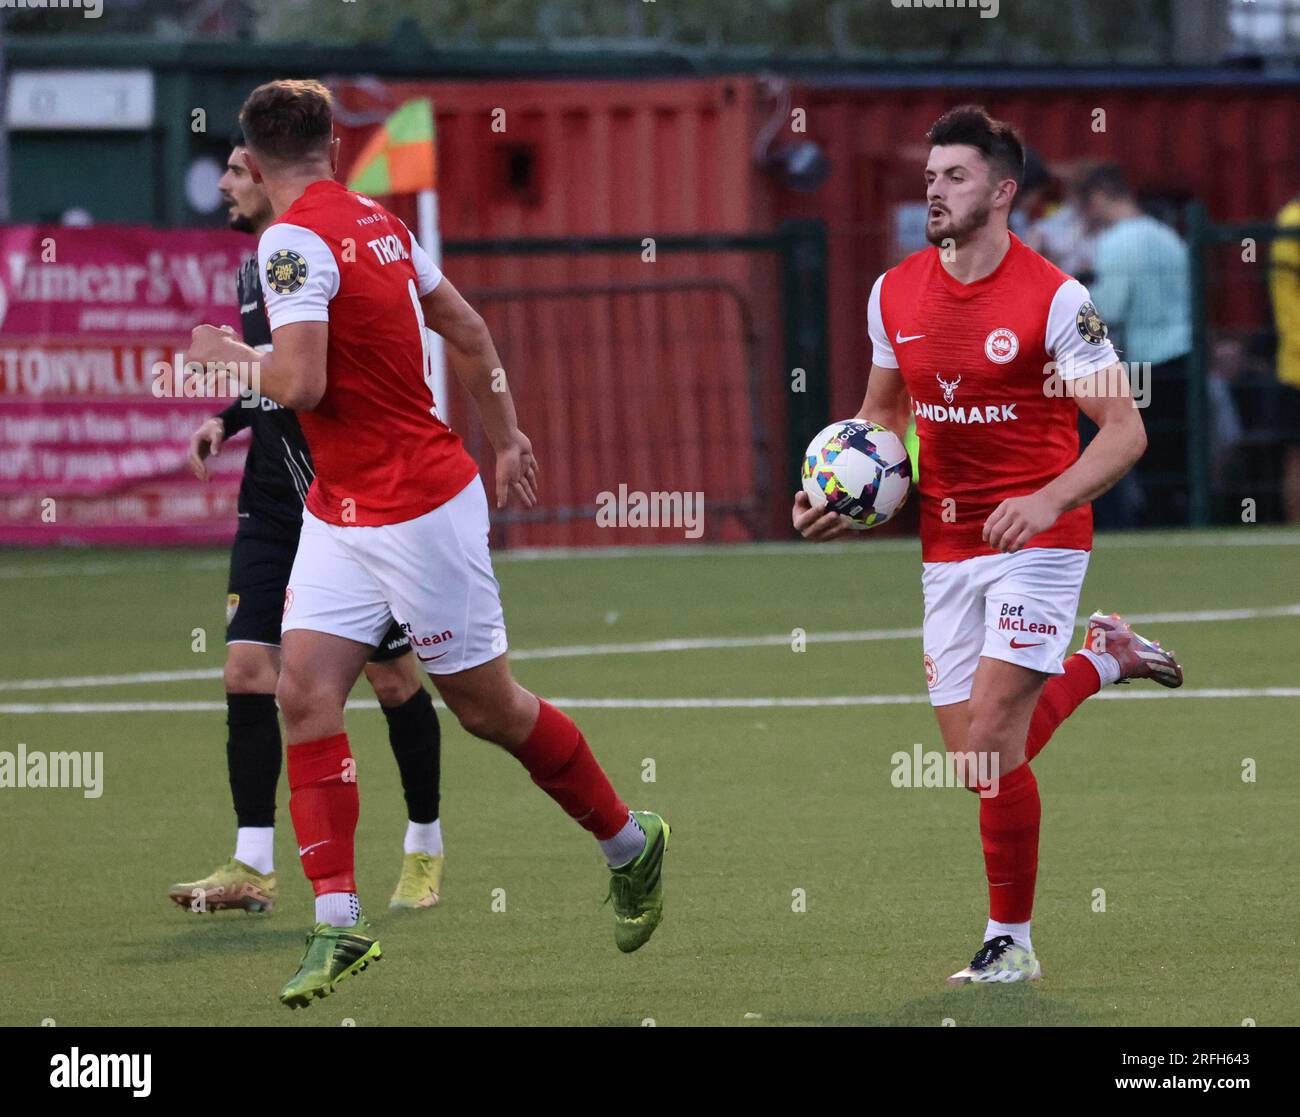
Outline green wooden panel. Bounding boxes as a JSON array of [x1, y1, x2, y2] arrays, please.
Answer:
[[10, 131, 157, 224]]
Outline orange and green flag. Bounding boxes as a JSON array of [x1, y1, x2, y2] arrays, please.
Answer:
[[346, 98, 436, 195]]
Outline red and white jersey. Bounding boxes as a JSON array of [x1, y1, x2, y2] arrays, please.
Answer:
[[257, 179, 478, 527], [868, 233, 1119, 563]]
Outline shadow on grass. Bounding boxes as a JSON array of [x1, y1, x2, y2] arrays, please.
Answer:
[[143, 914, 308, 962]]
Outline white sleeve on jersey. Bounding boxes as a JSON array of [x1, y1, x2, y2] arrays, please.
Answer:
[[256, 223, 340, 331], [407, 231, 445, 297], [867, 273, 899, 369], [1046, 278, 1120, 381]]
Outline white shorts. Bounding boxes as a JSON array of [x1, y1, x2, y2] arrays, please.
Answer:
[[283, 477, 507, 675], [920, 547, 1089, 707]]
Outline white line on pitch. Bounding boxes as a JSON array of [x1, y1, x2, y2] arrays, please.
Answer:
[[0, 668, 225, 692], [3, 528, 1300, 581], [2, 603, 1298, 693], [497, 529, 1300, 561], [2, 688, 1298, 715]]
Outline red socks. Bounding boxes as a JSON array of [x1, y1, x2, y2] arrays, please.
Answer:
[[1025, 652, 1102, 762], [973, 654, 1100, 925], [979, 762, 1040, 923], [287, 732, 359, 896], [512, 699, 629, 840]]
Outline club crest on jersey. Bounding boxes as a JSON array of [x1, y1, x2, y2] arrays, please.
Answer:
[[265, 249, 308, 295], [936, 373, 961, 403], [984, 327, 1019, 364], [1076, 301, 1108, 345]]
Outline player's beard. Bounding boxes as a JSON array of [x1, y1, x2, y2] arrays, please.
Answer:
[[925, 200, 992, 248], [228, 212, 256, 234]]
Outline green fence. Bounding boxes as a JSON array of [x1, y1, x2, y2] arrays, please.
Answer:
[[1186, 203, 1300, 526]]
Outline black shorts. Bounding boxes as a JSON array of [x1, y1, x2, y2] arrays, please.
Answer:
[[225, 520, 410, 662]]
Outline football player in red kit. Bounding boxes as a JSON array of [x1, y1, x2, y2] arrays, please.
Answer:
[[189, 80, 668, 1007], [794, 106, 1183, 984]]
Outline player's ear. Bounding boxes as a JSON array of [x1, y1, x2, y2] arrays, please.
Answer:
[[329, 136, 341, 176], [243, 149, 265, 185]]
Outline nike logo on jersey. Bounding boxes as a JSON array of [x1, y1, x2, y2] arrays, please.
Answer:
[[1008, 638, 1046, 649], [895, 330, 926, 344], [416, 650, 449, 662]]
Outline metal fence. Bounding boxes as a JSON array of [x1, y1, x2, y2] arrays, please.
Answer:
[[440, 223, 829, 547]]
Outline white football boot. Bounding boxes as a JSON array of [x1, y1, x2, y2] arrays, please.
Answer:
[[947, 935, 1042, 985], [1084, 611, 1184, 688]]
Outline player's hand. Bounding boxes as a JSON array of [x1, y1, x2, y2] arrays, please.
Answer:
[[792, 490, 851, 542], [187, 323, 238, 370], [188, 417, 225, 481], [494, 429, 540, 510], [982, 492, 1061, 553]]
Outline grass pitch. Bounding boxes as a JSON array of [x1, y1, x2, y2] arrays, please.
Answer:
[[1, 530, 1297, 1026]]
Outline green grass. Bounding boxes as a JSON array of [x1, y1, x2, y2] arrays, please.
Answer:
[[1, 529, 1298, 1026]]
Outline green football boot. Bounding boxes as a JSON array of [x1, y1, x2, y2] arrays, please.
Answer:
[[389, 852, 444, 910], [279, 917, 382, 1009], [605, 811, 670, 953], [167, 858, 276, 914]]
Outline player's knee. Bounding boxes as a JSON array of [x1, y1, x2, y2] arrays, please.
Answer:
[[966, 706, 1028, 772], [275, 669, 328, 726], [451, 699, 505, 743], [223, 652, 277, 695], [365, 664, 418, 708]]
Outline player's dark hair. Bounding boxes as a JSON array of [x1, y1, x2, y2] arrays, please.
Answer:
[[1075, 162, 1133, 202], [926, 105, 1026, 188], [238, 79, 333, 168]]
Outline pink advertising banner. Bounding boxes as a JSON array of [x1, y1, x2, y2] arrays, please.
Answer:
[[0, 225, 250, 545]]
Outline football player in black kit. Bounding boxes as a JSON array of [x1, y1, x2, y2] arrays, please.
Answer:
[[167, 141, 446, 914]]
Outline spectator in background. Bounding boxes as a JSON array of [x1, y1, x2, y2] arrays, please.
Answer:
[[1018, 149, 1096, 281], [1078, 163, 1193, 527], [1269, 196, 1300, 523]]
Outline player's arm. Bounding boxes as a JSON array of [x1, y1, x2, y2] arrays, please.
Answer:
[[984, 280, 1145, 553], [1052, 369, 1147, 507], [983, 366, 1145, 553], [187, 400, 247, 482], [419, 275, 538, 510], [189, 224, 334, 410], [187, 322, 327, 411]]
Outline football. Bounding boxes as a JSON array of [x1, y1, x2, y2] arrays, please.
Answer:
[[801, 419, 912, 529]]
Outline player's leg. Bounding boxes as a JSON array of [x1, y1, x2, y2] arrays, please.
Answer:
[[946, 548, 1091, 985], [222, 642, 281, 870], [428, 654, 668, 952], [366, 478, 668, 952], [430, 657, 643, 864], [276, 514, 393, 1007], [168, 529, 292, 914], [363, 638, 445, 910], [1023, 613, 1184, 763], [945, 656, 1049, 986]]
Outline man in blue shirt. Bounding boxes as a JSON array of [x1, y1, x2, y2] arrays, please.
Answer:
[[1078, 164, 1193, 526]]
